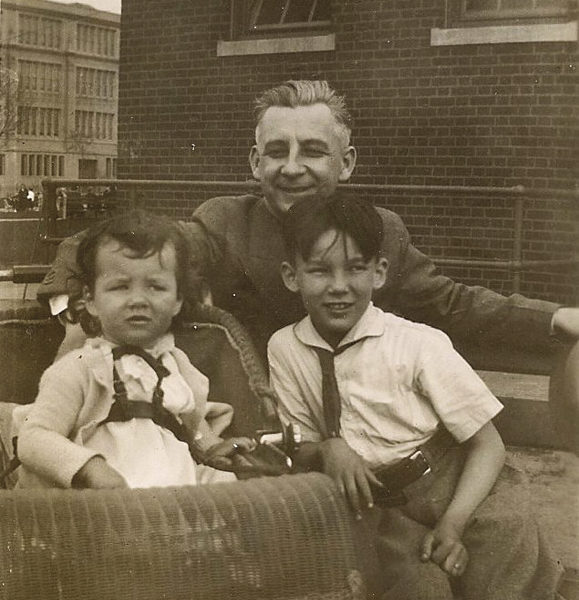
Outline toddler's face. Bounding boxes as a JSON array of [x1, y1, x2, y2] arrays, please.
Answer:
[[85, 239, 183, 348], [282, 229, 387, 347]]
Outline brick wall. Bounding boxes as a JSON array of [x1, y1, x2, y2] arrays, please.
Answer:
[[118, 0, 578, 304]]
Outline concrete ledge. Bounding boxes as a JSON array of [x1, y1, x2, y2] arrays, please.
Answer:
[[477, 370, 562, 448], [431, 21, 577, 46], [217, 33, 335, 56]]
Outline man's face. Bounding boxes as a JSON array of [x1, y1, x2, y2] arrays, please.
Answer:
[[249, 104, 356, 217]]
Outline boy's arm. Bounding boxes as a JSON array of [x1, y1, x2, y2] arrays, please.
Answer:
[[294, 438, 381, 517], [268, 338, 381, 516], [421, 421, 505, 576]]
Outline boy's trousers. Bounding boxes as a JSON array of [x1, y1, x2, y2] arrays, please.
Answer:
[[365, 445, 563, 600]]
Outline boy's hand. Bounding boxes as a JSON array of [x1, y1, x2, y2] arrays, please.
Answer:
[[72, 456, 128, 489], [318, 438, 382, 517], [203, 437, 257, 471], [420, 516, 469, 577]]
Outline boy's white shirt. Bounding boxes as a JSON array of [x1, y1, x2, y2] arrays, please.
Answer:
[[268, 302, 503, 469]]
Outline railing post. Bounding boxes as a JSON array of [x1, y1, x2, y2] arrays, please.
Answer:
[[513, 193, 524, 294], [41, 179, 58, 244]]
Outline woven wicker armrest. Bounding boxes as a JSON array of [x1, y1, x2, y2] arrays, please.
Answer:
[[0, 473, 365, 600]]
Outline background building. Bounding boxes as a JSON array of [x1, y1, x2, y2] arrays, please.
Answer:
[[0, 0, 119, 199], [116, 0, 577, 304]]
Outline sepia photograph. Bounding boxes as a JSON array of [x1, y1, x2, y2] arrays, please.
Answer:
[[0, 0, 577, 598]]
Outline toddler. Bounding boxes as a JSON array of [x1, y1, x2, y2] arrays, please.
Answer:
[[16, 210, 254, 489]]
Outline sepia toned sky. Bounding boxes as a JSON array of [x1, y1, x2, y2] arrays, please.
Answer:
[[52, 0, 121, 14]]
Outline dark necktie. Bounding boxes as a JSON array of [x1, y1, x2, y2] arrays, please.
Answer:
[[313, 341, 359, 438]]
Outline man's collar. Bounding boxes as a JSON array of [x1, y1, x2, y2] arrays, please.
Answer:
[[294, 303, 385, 352]]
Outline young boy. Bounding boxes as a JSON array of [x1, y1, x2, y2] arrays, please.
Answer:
[[267, 193, 563, 600]]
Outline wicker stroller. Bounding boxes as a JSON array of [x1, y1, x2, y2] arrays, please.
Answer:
[[0, 300, 367, 600]]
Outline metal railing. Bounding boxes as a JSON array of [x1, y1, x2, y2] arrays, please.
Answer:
[[1, 178, 576, 290]]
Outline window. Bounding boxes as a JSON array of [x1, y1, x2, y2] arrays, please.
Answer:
[[76, 67, 116, 99], [18, 14, 62, 49], [19, 61, 62, 93], [75, 110, 115, 140], [105, 157, 117, 178], [458, 0, 572, 25], [432, 0, 577, 45], [20, 154, 64, 177], [219, 0, 334, 56], [78, 159, 97, 179], [76, 24, 117, 57], [17, 107, 60, 137], [244, 0, 331, 34]]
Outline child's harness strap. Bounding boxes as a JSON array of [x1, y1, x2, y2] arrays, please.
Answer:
[[105, 345, 189, 444]]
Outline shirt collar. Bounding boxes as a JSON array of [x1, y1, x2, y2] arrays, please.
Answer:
[[294, 303, 386, 352], [87, 333, 176, 359]]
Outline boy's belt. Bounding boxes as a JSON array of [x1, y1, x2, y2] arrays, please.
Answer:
[[372, 427, 456, 507]]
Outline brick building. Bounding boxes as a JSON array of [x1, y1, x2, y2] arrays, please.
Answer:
[[0, 0, 119, 199], [117, 0, 578, 304]]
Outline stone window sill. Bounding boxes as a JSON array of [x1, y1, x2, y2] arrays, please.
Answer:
[[217, 33, 335, 57]]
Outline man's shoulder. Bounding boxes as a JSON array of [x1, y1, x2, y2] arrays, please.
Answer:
[[193, 193, 263, 218], [374, 205, 407, 232], [381, 311, 452, 346]]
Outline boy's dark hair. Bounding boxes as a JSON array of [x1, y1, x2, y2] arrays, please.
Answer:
[[74, 210, 199, 333], [282, 193, 383, 263]]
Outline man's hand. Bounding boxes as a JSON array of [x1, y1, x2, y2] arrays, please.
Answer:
[[72, 456, 128, 489], [318, 438, 382, 517], [553, 307, 579, 339], [420, 515, 469, 577]]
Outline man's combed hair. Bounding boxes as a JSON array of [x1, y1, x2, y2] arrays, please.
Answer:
[[77, 209, 197, 300], [254, 80, 352, 145], [282, 193, 383, 263]]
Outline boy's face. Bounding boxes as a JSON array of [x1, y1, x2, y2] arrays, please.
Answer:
[[281, 230, 387, 348], [249, 104, 356, 218], [85, 239, 183, 348]]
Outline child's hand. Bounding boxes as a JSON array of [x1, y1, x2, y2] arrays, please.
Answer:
[[72, 456, 128, 489], [204, 437, 257, 471], [318, 438, 382, 517], [420, 516, 469, 577]]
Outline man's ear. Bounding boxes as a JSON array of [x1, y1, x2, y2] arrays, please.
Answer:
[[172, 297, 184, 317], [338, 146, 357, 182], [280, 261, 299, 293], [249, 145, 261, 180], [83, 285, 98, 317], [373, 257, 388, 290]]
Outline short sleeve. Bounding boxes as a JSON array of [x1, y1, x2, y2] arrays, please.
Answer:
[[415, 329, 503, 443]]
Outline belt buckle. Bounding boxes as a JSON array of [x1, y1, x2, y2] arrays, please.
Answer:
[[408, 449, 431, 477]]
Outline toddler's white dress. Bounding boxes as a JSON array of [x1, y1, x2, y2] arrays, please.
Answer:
[[85, 335, 236, 488]]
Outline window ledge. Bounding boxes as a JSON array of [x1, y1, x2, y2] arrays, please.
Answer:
[[217, 33, 335, 57], [431, 21, 577, 46]]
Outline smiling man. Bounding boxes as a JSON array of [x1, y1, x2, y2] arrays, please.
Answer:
[[39, 80, 579, 371]]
